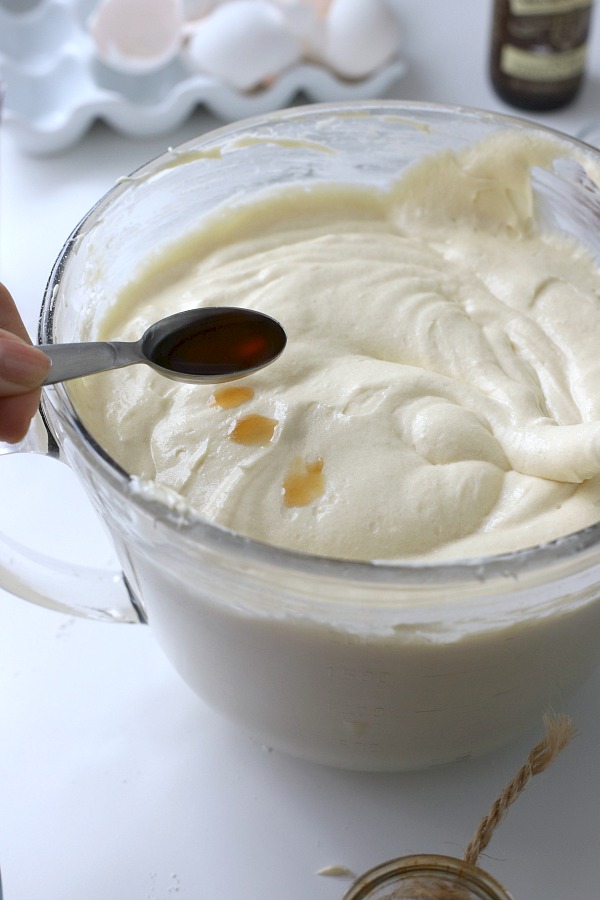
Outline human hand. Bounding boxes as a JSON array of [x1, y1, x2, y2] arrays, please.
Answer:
[[0, 283, 51, 443]]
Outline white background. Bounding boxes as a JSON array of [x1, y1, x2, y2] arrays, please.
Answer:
[[2, 2, 600, 898]]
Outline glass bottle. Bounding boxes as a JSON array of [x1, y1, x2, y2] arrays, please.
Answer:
[[490, 0, 593, 110], [342, 855, 514, 900]]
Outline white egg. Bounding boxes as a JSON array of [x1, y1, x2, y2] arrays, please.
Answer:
[[269, 0, 328, 52], [318, 0, 400, 79], [271, 0, 331, 14], [270, 0, 316, 42], [184, 0, 302, 91], [88, 0, 184, 73]]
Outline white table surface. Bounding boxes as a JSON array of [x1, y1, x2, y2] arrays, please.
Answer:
[[3, 3, 600, 899]]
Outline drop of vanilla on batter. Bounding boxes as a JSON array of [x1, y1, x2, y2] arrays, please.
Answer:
[[208, 385, 255, 409], [229, 414, 278, 445], [283, 457, 325, 507]]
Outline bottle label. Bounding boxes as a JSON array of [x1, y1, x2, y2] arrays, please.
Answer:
[[509, 0, 591, 14], [500, 43, 588, 80]]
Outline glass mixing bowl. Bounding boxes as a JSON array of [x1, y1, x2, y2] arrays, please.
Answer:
[[4, 100, 600, 771]]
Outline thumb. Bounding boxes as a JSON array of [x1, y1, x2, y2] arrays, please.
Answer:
[[0, 332, 51, 396]]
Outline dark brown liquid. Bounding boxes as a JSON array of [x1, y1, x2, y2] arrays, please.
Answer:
[[150, 309, 286, 378]]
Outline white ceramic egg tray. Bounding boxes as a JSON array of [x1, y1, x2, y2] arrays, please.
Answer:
[[0, 0, 407, 155]]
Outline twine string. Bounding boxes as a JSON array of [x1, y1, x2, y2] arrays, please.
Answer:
[[392, 713, 576, 899], [463, 713, 576, 868]]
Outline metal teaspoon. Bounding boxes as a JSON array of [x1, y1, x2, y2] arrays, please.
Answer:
[[41, 307, 287, 385]]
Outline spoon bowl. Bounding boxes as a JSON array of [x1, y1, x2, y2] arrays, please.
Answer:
[[40, 306, 287, 385]]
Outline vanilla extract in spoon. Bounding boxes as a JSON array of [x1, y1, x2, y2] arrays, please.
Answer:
[[41, 307, 287, 385]]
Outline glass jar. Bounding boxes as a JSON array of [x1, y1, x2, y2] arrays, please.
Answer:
[[343, 855, 513, 900]]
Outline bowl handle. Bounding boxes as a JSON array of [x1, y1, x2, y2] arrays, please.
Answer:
[[0, 411, 146, 624]]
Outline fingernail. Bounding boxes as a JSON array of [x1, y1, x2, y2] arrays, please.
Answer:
[[0, 340, 51, 388]]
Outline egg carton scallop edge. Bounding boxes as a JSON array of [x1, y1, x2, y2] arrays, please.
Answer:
[[2, 58, 407, 156]]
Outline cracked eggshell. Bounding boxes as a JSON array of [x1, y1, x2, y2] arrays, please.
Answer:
[[88, 0, 184, 74], [317, 0, 401, 79], [183, 0, 223, 20], [183, 0, 217, 16], [183, 0, 303, 91]]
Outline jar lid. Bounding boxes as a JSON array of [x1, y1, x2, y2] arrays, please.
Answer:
[[342, 854, 514, 900]]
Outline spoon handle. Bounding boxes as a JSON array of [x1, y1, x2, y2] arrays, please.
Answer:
[[40, 341, 139, 385]]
